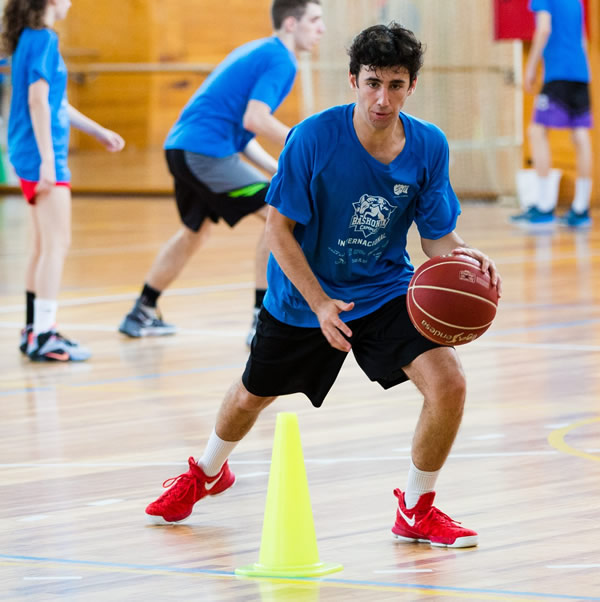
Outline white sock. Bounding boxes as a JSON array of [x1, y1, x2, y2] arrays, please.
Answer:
[[404, 460, 440, 509], [536, 175, 556, 213], [197, 429, 239, 476], [33, 298, 57, 335], [572, 178, 592, 214]]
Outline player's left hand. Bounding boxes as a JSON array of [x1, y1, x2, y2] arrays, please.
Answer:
[[449, 247, 502, 297], [97, 128, 125, 152]]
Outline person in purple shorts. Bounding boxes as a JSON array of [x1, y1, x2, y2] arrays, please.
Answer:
[[511, 0, 593, 228]]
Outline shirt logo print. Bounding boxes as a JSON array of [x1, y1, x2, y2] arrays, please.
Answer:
[[350, 194, 397, 239], [394, 184, 410, 196]]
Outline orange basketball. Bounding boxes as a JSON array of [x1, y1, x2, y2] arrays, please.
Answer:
[[407, 254, 499, 346]]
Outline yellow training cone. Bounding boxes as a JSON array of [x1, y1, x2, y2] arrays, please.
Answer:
[[235, 412, 343, 578]]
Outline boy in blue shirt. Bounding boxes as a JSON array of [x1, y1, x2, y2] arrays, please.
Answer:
[[145, 23, 502, 549], [119, 0, 325, 345], [512, 0, 593, 227]]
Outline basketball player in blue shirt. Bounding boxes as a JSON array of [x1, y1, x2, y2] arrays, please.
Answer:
[[4, 0, 125, 362], [145, 23, 502, 548], [511, 0, 593, 227], [119, 0, 325, 345]]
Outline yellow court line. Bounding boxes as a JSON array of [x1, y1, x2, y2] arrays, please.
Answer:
[[0, 560, 546, 601], [548, 417, 600, 462]]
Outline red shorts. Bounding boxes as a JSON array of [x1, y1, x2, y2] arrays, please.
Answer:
[[19, 178, 71, 205]]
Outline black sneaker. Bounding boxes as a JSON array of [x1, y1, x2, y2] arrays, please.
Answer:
[[118, 301, 176, 338], [28, 330, 91, 362], [20, 325, 33, 355]]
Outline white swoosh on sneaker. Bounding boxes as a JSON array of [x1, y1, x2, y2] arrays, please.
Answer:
[[398, 507, 416, 527], [204, 473, 224, 491]]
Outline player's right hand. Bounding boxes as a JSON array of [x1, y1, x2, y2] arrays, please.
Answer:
[[315, 299, 354, 352], [35, 160, 56, 196]]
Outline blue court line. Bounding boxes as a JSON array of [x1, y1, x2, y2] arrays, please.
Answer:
[[1, 554, 599, 600]]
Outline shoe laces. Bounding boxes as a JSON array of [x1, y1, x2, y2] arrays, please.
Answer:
[[421, 505, 462, 529], [161, 471, 198, 502], [53, 331, 73, 345]]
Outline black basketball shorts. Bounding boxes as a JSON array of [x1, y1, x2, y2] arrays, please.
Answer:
[[165, 149, 268, 232], [241, 295, 444, 408]]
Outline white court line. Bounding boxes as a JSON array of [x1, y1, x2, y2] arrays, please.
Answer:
[[3, 317, 599, 351], [474, 341, 600, 352], [24, 576, 83, 581], [470, 434, 505, 440], [374, 569, 433, 574], [392, 450, 557, 458], [0, 282, 253, 314], [545, 423, 572, 429], [86, 499, 124, 506], [0, 321, 246, 337], [547, 564, 600, 569], [0, 452, 558, 470], [17, 515, 49, 522]]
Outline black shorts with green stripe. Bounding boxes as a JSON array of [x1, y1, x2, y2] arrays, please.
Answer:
[[165, 148, 269, 231]]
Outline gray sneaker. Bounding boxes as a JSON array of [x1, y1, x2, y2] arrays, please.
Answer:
[[118, 302, 176, 338], [28, 330, 91, 362], [246, 307, 260, 348]]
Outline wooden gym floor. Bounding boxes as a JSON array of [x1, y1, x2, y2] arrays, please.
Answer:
[[0, 193, 599, 601]]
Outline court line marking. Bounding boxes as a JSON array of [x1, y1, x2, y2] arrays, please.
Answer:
[[2, 319, 600, 351], [547, 417, 600, 463], [0, 555, 598, 600], [374, 569, 433, 574], [23, 576, 83, 581], [0, 283, 254, 314], [547, 565, 600, 569], [0, 452, 558, 470], [85, 499, 124, 507]]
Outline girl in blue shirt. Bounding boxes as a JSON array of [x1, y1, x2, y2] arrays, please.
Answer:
[[2, 0, 125, 361]]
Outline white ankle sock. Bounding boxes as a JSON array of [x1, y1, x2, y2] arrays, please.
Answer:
[[198, 429, 239, 476], [572, 178, 592, 214], [536, 175, 556, 213], [33, 298, 57, 335], [404, 460, 440, 509]]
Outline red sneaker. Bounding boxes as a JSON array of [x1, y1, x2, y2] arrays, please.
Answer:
[[145, 458, 235, 524], [391, 489, 478, 548]]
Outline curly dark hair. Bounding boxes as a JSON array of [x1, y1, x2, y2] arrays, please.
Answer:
[[348, 22, 425, 84], [2, 0, 48, 56]]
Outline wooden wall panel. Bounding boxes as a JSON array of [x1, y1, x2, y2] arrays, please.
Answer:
[[60, 0, 302, 153]]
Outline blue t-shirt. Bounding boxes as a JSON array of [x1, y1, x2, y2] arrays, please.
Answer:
[[264, 104, 461, 327], [8, 28, 70, 182], [530, 0, 589, 83], [165, 36, 297, 156]]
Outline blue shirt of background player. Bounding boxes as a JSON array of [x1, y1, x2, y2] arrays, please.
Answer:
[[263, 103, 461, 327], [8, 28, 70, 182], [530, 0, 589, 83], [165, 36, 297, 157]]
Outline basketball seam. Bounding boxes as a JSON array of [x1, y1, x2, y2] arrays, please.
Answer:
[[408, 290, 495, 330]]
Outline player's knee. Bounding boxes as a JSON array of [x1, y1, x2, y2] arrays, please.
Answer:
[[432, 371, 466, 410], [527, 122, 545, 142], [235, 388, 276, 413]]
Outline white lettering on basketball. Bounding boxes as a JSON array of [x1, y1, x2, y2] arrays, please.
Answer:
[[420, 319, 478, 344]]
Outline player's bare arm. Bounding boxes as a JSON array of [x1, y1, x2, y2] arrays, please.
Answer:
[[242, 139, 279, 175], [243, 99, 290, 147], [265, 206, 354, 351]]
